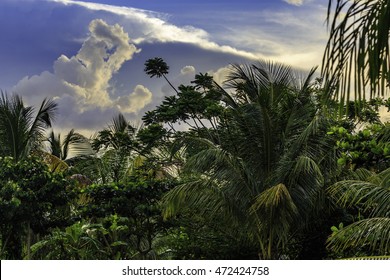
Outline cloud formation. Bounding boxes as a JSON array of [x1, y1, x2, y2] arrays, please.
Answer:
[[116, 85, 152, 114], [283, 0, 305, 6], [14, 19, 152, 115], [46, 0, 329, 74], [214, 5, 327, 70], [54, 19, 139, 109], [6, 0, 335, 134], [49, 0, 259, 60], [180, 66, 196, 76], [12, 18, 154, 135]]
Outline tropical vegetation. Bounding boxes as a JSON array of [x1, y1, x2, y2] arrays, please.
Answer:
[[1, 0, 390, 259]]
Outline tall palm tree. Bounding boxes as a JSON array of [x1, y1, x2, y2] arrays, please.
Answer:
[[322, 0, 390, 103], [0, 92, 57, 162], [162, 61, 337, 259], [144, 57, 179, 94], [191, 72, 214, 91], [327, 167, 390, 258]]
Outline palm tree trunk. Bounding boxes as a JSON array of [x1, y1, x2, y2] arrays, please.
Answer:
[[162, 75, 179, 94], [26, 221, 31, 260], [0, 231, 12, 258]]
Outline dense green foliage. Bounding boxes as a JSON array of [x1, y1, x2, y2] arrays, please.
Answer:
[[330, 123, 390, 171], [0, 59, 389, 259], [1, 3, 390, 259], [0, 157, 73, 259]]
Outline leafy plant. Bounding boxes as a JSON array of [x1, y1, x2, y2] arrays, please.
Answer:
[[0, 156, 74, 259], [327, 167, 390, 257], [323, 0, 390, 103]]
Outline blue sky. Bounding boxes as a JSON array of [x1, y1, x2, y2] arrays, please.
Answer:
[[0, 0, 330, 135]]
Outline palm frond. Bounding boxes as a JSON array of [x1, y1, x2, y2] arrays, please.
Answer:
[[379, 167, 390, 188], [29, 98, 57, 141], [184, 146, 257, 195], [292, 155, 324, 185], [48, 131, 62, 158], [322, 0, 390, 103], [328, 172, 390, 217], [291, 66, 318, 94], [0, 93, 57, 161], [343, 255, 390, 260], [33, 150, 69, 172], [250, 183, 298, 259], [251, 183, 298, 224], [161, 177, 247, 230], [162, 60, 335, 259], [352, 168, 376, 181], [327, 217, 390, 255], [62, 129, 92, 160], [112, 113, 129, 133], [0, 93, 28, 159]]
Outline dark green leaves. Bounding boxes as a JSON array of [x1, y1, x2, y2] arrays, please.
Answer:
[[0, 92, 57, 161], [323, 0, 390, 103]]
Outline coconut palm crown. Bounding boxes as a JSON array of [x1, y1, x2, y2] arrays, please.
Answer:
[[0, 92, 57, 162]]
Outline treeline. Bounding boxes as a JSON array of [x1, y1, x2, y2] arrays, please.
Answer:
[[0, 58, 389, 259], [1, 0, 390, 259]]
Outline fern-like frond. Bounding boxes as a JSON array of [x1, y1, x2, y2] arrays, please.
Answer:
[[328, 178, 390, 216], [327, 217, 390, 255]]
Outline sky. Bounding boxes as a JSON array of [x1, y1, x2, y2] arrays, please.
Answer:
[[0, 0, 334, 135]]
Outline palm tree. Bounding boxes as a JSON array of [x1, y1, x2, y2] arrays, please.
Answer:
[[0, 92, 57, 162], [144, 57, 179, 94], [36, 129, 93, 173], [327, 167, 390, 258], [191, 72, 214, 91], [322, 0, 390, 103], [162, 61, 337, 259], [92, 113, 138, 152], [74, 113, 142, 183], [47, 129, 92, 161]]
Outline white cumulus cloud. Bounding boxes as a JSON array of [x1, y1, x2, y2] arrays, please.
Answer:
[[283, 0, 305, 6], [180, 66, 196, 76], [52, 19, 139, 109], [13, 19, 152, 116], [210, 66, 232, 86], [115, 85, 152, 114]]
